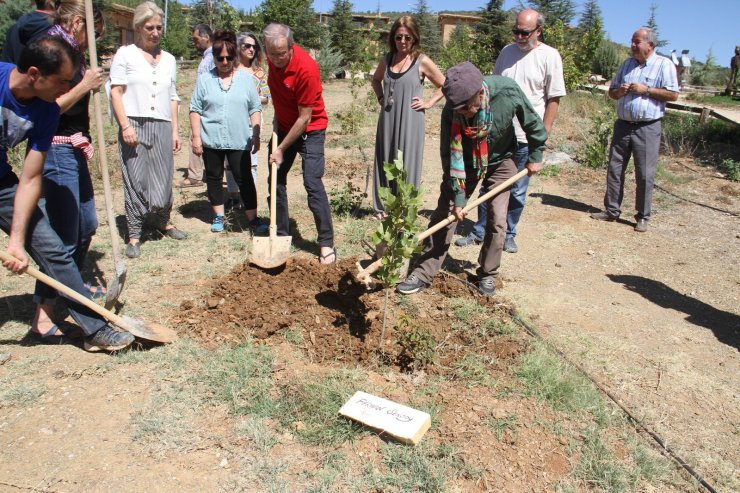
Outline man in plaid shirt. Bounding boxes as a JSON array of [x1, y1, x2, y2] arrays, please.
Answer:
[[591, 27, 679, 233]]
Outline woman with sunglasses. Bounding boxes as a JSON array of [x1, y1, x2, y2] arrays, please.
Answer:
[[371, 15, 445, 218], [221, 32, 270, 209], [110, 1, 186, 259], [189, 30, 264, 234], [29, 0, 108, 339]]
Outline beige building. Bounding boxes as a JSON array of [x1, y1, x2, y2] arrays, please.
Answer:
[[438, 13, 481, 45]]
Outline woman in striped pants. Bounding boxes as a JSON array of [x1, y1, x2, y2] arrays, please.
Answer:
[[109, 1, 186, 258]]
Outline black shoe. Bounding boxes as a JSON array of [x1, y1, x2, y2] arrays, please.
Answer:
[[478, 277, 496, 296], [125, 242, 141, 258], [503, 236, 518, 253], [455, 233, 483, 247], [590, 211, 617, 221], [396, 274, 428, 295], [164, 227, 188, 240], [84, 325, 135, 352]]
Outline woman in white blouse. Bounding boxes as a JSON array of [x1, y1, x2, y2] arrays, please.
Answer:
[[110, 1, 186, 259]]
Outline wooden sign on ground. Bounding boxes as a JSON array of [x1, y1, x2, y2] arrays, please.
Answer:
[[338, 391, 431, 445]]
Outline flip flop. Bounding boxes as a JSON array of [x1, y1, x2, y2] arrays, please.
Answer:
[[319, 247, 337, 265], [27, 322, 84, 344], [84, 282, 107, 301]]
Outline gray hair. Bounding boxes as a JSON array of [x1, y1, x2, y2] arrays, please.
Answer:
[[638, 27, 657, 47], [262, 23, 294, 48], [536, 12, 545, 27], [133, 1, 164, 30]]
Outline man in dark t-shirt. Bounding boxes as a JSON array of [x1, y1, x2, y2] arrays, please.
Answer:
[[1, 1, 54, 64]]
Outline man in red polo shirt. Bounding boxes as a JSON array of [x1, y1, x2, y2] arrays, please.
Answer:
[[264, 23, 335, 264]]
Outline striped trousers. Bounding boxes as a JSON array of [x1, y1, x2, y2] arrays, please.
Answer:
[[119, 117, 174, 239]]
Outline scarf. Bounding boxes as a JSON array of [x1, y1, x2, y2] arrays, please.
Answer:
[[48, 24, 86, 76], [449, 80, 492, 192]]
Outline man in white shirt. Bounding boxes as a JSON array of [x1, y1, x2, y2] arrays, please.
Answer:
[[178, 24, 214, 188], [456, 9, 565, 254]]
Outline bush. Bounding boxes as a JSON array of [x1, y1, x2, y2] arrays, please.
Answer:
[[592, 42, 620, 80], [661, 113, 740, 161], [721, 159, 740, 181], [575, 102, 615, 169]]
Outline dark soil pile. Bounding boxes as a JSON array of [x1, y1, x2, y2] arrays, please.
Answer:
[[176, 257, 526, 373]]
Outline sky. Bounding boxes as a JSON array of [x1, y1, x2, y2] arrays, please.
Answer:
[[217, 0, 738, 67]]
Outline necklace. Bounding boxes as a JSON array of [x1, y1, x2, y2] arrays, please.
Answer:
[[218, 69, 236, 92]]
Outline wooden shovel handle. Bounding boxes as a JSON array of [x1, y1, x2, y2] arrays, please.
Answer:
[[0, 250, 131, 331], [269, 133, 278, 240], [84, 0, 123, 265], [358, 168, 529, 280]]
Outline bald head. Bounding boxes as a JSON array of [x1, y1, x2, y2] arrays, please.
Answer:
[[513, 9, 543, 51], [631, 28, 655, 63]]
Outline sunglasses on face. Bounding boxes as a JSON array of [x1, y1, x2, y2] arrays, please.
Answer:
[[395, 34, 412, 42], [241, 43, 256, 50], [216, 55, 235, 62], [512, 27, 537, 37]]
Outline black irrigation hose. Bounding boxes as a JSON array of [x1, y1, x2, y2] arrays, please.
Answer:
[[510, 312, 720, 493], [437, 271, 719, 491], [655, 183, 739, 217]]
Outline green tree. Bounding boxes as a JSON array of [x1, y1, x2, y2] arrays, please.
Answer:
[[544, 19, 583, 91], [528, 0, 576, 25], [645, 2, 668, 48], [314, 30, 343, 81], [474, 0, 511, 74], [329, 0, 361, 65], [189, 0, 242, 32], [439, 23, 474, 71], [575, 15, 602, 74], [413, 0, 441, 59], [160, 0, 190, 58], [257, 0, 322, 49], [577, 0, 602, 34], [592, 40, 620, 79]]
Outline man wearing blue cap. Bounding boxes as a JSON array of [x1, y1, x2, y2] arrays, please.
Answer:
[[397, 61, 547, 296]]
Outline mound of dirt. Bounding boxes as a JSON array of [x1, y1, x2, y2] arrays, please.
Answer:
[[175, 257, 525, 373]]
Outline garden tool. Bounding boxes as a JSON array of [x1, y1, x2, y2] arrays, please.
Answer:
[[85, 0, 125, 309], [0, 251, 177, 343], [250, 133, 292, 268], [355, 168, 529, 287]]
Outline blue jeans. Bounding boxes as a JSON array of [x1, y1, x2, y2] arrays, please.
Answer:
[[0, 173, 106, 336], [268, 130, 334, 247], [34, 144, 98, 302], [470, 143, 529, 241]]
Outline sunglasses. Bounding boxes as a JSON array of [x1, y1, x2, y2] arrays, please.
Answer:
[[241, 43, 256, 50], [216, 55, 235, 62], [512, 27, 538, 37], [395, 34, 412, 42]]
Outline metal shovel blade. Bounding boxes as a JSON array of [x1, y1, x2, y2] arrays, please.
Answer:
[[104, 268, 126, 310], [118, 315, 177, 343], [250, 235, 292, 269]]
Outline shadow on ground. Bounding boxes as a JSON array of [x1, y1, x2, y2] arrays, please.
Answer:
[[607, 274, 740, 351]]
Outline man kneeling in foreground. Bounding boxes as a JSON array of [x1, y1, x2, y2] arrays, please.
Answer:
[[397, 61, 547, 296]]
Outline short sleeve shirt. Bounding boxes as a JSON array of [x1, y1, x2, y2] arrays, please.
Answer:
[[189, 69, 262, 150], [198, 47, 214, 77], [494, 42, 566, 143], [610, 53, 679, 122], [109, 44, 180, 121], [267, 44, 327, 133], [0, 63, 59, 179]]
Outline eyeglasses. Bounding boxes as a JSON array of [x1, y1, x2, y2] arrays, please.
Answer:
[[241, 43, 256, 50], [395, 34, 412, 42], [512, 27, 538, 37], [216, 55, 235, 62]]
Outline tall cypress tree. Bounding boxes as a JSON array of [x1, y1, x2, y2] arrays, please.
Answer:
[[528, 0, 576, 25], [413, 0, 441, 59], [577, 0, 602, 33], [329, 0, 361, 65], [645, 2, 669, 48], [474, 0, 512, 73]]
